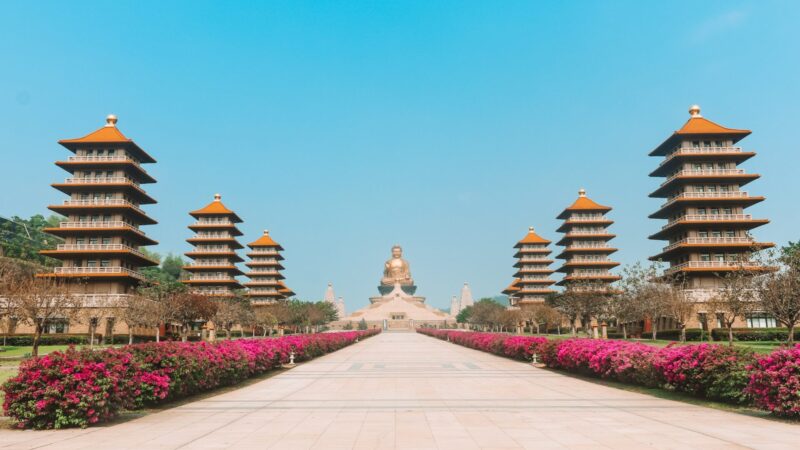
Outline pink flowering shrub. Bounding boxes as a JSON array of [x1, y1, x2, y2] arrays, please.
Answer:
[[746, 344, 800, 418], [1, 330, 378, 429], [417, 328, 797, 414], [653, 344, 755, 404]]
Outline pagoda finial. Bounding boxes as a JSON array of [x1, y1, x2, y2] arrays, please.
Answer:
[[213, 193, 221, 201], [578, 188, 586, 197], [689, 104, 702, 118], [529, 226, 535, 233], [263, 229, 269, 235], [328, 282, 332, 287], [105, 114, 118, 127]]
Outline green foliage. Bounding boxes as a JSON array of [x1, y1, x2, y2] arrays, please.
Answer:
[[456, 305, 473, 323], [358, 318, 368, 330], [0, 214, 64, 267]]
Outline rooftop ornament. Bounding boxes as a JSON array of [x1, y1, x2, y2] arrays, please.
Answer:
[[105, 114, 118, 127], [689, 104, 702, 118]]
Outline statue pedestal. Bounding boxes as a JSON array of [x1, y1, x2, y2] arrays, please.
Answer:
[[377, 284, 417, 296]]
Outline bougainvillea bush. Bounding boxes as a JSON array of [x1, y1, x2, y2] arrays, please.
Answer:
[[417, 328, 800, 417], [746, 344, 800, 418], [2, 330, 379, 429]]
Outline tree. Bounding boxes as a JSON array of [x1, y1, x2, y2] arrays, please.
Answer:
[[709, 264, 758, 346], [254, 308, 278, 337], [546, 290, 596, 336], [598, 294, 636, 339], [468, 298, 506, 331], [161, 254, 188, 281], [521, 305, 558, 334], [165, 292, 217, 342], [2, 268, 79, 356], [358, 318, 368, 330], [119, 294, 162, 345], [0, 214, 64, 267], [456, 305, 473, 324], [137, 272, 184, 342], [212, 297, 253, 340], [755, 248, 800, 343]]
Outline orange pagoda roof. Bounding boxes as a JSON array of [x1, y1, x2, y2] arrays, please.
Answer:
[[58, 115, 156, 163], [189, 194, 243, 222], [502, 279, 521, 295], [278, 281, 295, 297], [248, 230, 284, 250], [514, 227, 550, 247], [651, 105, 751, 156], [556, 189, 611, 219]]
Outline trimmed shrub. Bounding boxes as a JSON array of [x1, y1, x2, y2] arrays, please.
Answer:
[[0, 334, 101, 346], [711, 328, 799, 342], [746, 344, 800, 418], [1, 330, 379, 429]]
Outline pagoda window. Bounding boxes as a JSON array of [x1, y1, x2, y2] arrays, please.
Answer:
[[692, 141, 700, 148], [100, 260, 111, 267], [76, 237, 85, 244], [697, 208, 706, 215], [714, 254, 725, 262], [698, 231, 708, 238], [714, 140, 724, 147], [700, 253, 711, 262], [703, 141, 712, 147], [87, 260, 98, 267], [726, 230, 736, 238], [707, 185, 717, 193], [89, 237, 99, 244], [710, 208, 719, 214], [711, 231, 722, 238], [695, 186, 705, 192], [101, 237, 111, 244]]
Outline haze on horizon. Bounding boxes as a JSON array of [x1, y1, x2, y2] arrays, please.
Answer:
[[1, 1, 798, 311]]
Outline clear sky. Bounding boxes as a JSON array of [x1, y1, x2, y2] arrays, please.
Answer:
[[1, 1, 798, 311]]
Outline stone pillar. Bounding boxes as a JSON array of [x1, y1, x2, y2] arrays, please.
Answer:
[[592, 323, 599, 339], [601, 322, 608, 339]]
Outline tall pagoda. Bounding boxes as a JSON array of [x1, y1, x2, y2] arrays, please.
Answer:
[[41, 114, 159, 297], [243, 230, 290, 304], [555, 190, 621, 290], [505, 227, 556, 308], [648, 105, 773, 295], [182, 194, 244, 297]]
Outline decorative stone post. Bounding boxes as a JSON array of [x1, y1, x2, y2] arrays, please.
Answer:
[[601, 321, 608, 339], [592, 323, 599, 339]]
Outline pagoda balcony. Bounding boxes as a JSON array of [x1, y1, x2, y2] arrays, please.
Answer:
[[664, 261, 773, 275], [660, 169, 745, 186], [195, 218, 232, 225], [190, 233, 233, 239], [564, 230, 611, 236], [190, 289, 234, 296], [661, 191, 751, 206], [184, 261, 238, 267], [63, 176, 140, 186], [65, 155, 143, 168], [47, 244, 159, 263], [246, 270, 280, 275], [56, 199, 149, 216], [661, 237, 756, 253], [659, 147, 743, 166], [52, 266, 144, 280], [563, 244, 612, 250], [663, 214, 752, 229], [183, 275, 238, 282], [56, 220, 142, 233]]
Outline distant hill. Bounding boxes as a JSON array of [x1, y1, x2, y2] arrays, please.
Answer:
[[0, 214, 62, 267]]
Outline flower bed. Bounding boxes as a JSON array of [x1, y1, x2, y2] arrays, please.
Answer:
[[1, 330, 379, 429], [417, 328, 800, 418]]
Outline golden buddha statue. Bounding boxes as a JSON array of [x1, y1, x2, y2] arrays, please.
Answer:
[[381, 245, 413, 286]]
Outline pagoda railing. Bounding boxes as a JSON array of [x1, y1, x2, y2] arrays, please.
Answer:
[[564, 230, 611, 236], [662, 214, 753, 229], [660, 191, 750, 208], [564, 244, 611, 250], [60, 199, 148, 216], [188, 275, 237, 281], [568, 257, 613, 262], [53, 266, 144, 280], [661, 237, 754, 252], [66, 156, 143, 168], [665, 260, 764, 274], [565, 216, 607, 222], [190, 234, 233, 239], [660, 147, 743, 166], [57, 221, 146, 235], [55, 244, 156, 261], [186, 261, 236, 267], [64, 177, 140, 186], [661, 169, 746, 186]]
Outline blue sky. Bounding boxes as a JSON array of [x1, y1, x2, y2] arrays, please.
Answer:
[[1, 1, 798, 311]]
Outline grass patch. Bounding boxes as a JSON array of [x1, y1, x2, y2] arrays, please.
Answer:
[[0, 344, 118, 359], [518, 333, 785, 353]]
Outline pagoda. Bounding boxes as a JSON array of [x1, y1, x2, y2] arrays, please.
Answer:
[[182, 194, 244, 297], [648, 105, 773, 295], [507, 227, 556, 308], [243, 230, 290, 304], [41, 114, 159, 297], [555, 190, 621, 290]]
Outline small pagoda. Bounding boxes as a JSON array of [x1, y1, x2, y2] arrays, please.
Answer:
[[182, 194, 244, 297], [41, 114, 159, 295], [555, 189, 621, 291], [506, 227, 556, 308], [243, 230, 291, 304]]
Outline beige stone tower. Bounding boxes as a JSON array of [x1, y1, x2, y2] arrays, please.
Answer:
[[648, 105, 773, 298], [555, 190, 621, 291], [42, 115, 159, 297], [182, 194, 244, 297], [504, 227, 556, 308]]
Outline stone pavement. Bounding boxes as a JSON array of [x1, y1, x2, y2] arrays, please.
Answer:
[[1, 332, 799, 449]]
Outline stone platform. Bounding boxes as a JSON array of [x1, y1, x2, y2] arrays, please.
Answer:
[[332, 284, 453, 330]]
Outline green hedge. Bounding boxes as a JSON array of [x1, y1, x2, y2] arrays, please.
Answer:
[[710, 328, 799, 342], [0, 334, 101, 346]]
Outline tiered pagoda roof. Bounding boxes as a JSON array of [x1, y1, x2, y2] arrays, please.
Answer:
[[504, 227, 556, 307], [182, 194, 244, 297], [555, 189, 621, 288], [244, 230, 293, 304], [648, 106, 774, 278], [41, 115, 158, 285]]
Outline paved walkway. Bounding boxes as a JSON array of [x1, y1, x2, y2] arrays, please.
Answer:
[[2, 332, 799, 449]]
